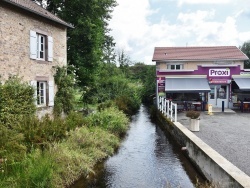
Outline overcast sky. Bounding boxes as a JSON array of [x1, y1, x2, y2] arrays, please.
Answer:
[[108, 0, 250, 65]]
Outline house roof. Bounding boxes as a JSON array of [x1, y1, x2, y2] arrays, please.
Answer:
[[2, 0, 73, 28], [152, 46, 249, 61]]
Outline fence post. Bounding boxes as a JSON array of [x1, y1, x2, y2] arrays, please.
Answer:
[[170, 101, 173, 121], [159, 96, 162, 112], [162, 97, 164, 113], [174, 103, 177, 122], [164, 98, 167, 115]]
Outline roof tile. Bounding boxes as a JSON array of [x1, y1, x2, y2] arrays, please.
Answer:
[[152, 46, 249, 61], [3, 0, 73, 28]]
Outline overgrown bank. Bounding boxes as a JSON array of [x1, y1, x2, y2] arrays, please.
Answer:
[[0, 76, 135, 187], [0, 107, 129, 187]]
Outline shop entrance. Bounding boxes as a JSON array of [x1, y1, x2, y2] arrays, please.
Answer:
[[208, 85, 229, 108]]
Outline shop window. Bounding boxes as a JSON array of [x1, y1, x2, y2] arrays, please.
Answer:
[[217, 85, 226, 99], [210, 86, 215, 99], [209, 85, 227, 99]]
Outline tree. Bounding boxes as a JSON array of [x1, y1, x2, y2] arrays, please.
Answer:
[[240, 41, 250, 69], [129, 64, 156, 104], [117, 49, 133, 77], [43, 0, 117, 87]]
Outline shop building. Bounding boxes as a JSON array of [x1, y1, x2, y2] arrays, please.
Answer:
[[152, 46, 250, 109]]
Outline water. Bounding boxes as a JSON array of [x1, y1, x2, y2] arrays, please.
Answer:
[[72, 105, 204, 187]]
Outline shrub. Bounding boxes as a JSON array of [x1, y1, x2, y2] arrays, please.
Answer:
[[97, 100, 114, 111], [0, 76, 36, 127], [114, 82, 142, 115], [20, 112, 85, 149], [53, 66, 75, 116], [186, 111, 200, 119], [0, 123, 26, 162], [86, 107, 129, 136]]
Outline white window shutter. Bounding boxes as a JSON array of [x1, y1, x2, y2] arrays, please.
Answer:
[[48, 36, 53, 62], [30, 30, 37, 59], [48, 81, 54, 106], [30, 80, 37, 105]]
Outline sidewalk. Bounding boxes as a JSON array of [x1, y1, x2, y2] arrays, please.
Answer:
[[177, 109, 250, 176]]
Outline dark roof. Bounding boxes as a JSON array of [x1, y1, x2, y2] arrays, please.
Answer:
[[152, 46, 249, 61], [3, 0, 73, 28]]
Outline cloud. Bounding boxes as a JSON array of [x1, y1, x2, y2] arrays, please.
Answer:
[[109, 0, 248, 65], [178, 0, 231, 6], [109, 0, 154, 52]]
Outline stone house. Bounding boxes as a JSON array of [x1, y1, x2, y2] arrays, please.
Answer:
[[0, 0, 72, 114]]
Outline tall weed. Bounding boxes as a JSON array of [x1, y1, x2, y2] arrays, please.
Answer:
[[49, 126, 120, 187], [0, 149, 54, 188]]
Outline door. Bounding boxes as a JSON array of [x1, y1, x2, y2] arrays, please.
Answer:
[[208, 85, 229, 108]]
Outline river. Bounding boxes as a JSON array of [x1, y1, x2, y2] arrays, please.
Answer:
[[72, 105, 204, 187]]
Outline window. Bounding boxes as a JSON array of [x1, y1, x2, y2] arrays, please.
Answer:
[[37, 34, 45, 60], [37, 81, 46, 106], [30, 30, 53, 61], [30, 80, 54, 107], [167, 64, 183, 70]]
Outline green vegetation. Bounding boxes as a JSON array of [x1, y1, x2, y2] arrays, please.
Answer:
[[239, 40, 250, 69], [0, 76, 36, 127], [53, 66, 76, 116], [0, 1, 158, 187], [186, 110, 200, 119], [0, 107, 128, 187]]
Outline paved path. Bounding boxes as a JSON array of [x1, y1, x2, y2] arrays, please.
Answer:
[[177, 110, 250, 176]]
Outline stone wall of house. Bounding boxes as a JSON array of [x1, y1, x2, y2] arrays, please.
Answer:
[[0, 4, 67, 82]]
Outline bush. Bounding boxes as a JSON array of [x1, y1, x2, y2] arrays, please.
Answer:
[[53, 66, 75, 116], [0, 123, 26, 162], [19, 112, 85, 149], [0, 76, 36, 127], [86, 107, 129, 136], [186, 111, 200, 119]]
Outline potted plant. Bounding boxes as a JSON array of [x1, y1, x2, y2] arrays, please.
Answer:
[[186, 110, 200, 131]]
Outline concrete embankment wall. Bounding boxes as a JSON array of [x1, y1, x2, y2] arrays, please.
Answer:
[[156, 112, 250, 188]]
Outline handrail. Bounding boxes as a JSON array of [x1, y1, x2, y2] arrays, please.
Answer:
[[158, 96, 177, 122]]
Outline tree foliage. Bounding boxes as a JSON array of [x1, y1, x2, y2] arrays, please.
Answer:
[[53, 66, 76, 116], [240, 41, 250, 69], [44, 0, 117, 87], [129, 63, 156, 104], [0, 76, 36, 127]]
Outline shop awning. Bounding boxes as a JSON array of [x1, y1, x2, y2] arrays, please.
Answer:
[[233, 77, 250, 91], [165, 77, 211, 93]]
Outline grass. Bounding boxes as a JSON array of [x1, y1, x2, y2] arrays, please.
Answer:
[[0, 107, 128, 188]]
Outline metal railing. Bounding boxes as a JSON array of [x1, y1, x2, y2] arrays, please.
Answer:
[[158, 96, 177, 122]]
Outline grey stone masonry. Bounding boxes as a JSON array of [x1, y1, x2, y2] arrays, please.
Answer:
[[0, 2, 67, 82]]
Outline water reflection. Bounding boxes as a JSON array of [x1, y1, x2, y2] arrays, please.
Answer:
[[73, 105, 202, 187]]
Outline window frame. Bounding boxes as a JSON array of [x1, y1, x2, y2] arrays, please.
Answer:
[[37, 34, 46, 60], [37, 81, 47, 107], [167, 63, 184, 70], [30, 30, 53, 62], [31, 80, 54, 107]]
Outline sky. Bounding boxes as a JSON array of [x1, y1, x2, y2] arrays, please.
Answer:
[[108, 0, 250, 65]]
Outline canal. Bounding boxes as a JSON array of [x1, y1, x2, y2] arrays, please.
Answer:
[[72, 105, 204, 187]]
